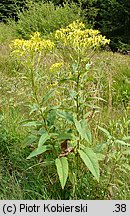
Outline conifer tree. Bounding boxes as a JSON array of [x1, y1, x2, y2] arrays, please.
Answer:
[[0, 0, 26, 21]]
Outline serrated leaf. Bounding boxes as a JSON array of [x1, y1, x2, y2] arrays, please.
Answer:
[[27, 145, 51, 159], [55, 157, 68, 189], [78, 147, 100, 182], [38, 132, 50, 147]]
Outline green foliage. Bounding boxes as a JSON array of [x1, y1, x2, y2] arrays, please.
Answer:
[[78, 147, 100, 182], [15, 2, 83, 38], [55, 157, 68, 189], [81, 0, 130, 49], [73, 118, 92, 143], [27, 145, 51, 159]]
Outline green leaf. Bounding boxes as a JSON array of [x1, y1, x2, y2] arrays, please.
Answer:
[[27, 145, 51, 159], [23, 134, 38, 147], [21, 120, 42, 127], [41, 89, 54, 105], [57, 133, 72, 140], [59, 77, 77, 83], [55, 157, 68, 189], [115, 139, 130, 147], [57, 110, 73, 123], [73, 117, 82, 132], [29, 103, 39, 115], [98, 126, 111, 139], [73, 117, 91, 143], [83, 111, 92, 119], [59, 78, 69, 83], [47, 109, 56, 126], [38, 132, 50, 147], [81, 119, 92, 142], [69, 170, 76, 185], [78, 147, 100, 182]]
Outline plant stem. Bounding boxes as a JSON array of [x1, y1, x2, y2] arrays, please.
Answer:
[[75, 70, 81, 182], [108, 68, 113, 114], [30, 68, 48, 131], [76, 72, 80, 121]]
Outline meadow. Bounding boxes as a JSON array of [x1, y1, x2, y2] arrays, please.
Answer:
[[0, 2, 129, 200]]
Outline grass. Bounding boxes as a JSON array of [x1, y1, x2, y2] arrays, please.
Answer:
[[0, 10, 130, 200]]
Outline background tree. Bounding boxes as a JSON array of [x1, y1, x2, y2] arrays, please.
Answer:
[[93, 0, 130, 50], [0, 0, 27, 22]]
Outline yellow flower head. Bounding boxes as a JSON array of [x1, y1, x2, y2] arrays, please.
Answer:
[[10, 32, 54, 59], [55, 20, 110, 50], [50, 62, 64, 72]]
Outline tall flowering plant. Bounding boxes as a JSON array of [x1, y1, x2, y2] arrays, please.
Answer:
[[10, 32, 54, 103], [10, 21, 110, 194]]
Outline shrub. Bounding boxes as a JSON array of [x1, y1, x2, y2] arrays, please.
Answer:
[[15, 2, 83, 38]]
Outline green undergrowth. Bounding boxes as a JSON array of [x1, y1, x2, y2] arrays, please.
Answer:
[[0, 51, 129, 199], [0, 106, 129, 199]]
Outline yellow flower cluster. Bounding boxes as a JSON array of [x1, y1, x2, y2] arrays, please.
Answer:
[[55, 20, 110, 50], [50, 61, 64, 72], [10, 32, 54, 57]]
